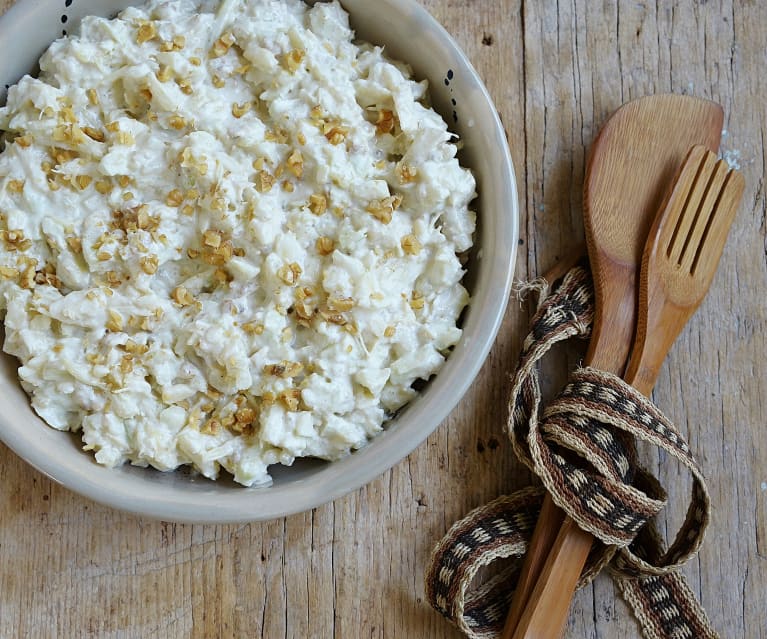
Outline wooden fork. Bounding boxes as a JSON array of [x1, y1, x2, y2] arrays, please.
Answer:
[[509, 144, 745, 639]]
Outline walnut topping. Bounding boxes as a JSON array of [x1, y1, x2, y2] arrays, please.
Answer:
[[384, 325, 396, 337], [139, 255, 159, 274], [278, 388, 302, 411], [76, 175, 93, 190], [172, 285, 195, 306], [116, 131, 135, 145], [210, 31, 235, 58], [66, 236, 83, 253], [409, 291, 425, 310], [200, 418, 221, 435], [135, 21, 157, 45], [296, 131, 307, 145], [308, 193, 327, 215], [277, 262, 302, 286], [82, 126, 105, 142], [264, 360, 304, 378], [324, 124, 348, 145], [156, 65, 172, 83], [202, 229, 222, 248], [212, 74, 226, 89], [397, 163, 418, 184], [7, 179, 24, 193], [231, 101, 252, 118], [15, 134, 33, 148], [168, 115, 187, 130], [400, 234, 422, 255], [0, 266, 20, 279], [375, 109, 396, 135], [327, 296, 354, 312], [315, 236, 334, 256], [284, 48, 305, 73], [123, 339, 150, 355], [242, 321, 265, 335], [256, 170, 276, 193], [166, 189, 184, 207], [1, 229, 32, 252], [106, 309, 124, 332], [177, 79, 193, 95], [366, 194, 403, 224], [86, 88, 100, 105], [286, 149, 303, 178], [96, 250, 112, 261]]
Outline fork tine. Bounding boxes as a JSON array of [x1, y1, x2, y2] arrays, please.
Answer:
[[678, 157, 730, 272], [690, 168, 745, 277], [665, 146, 713, 263]]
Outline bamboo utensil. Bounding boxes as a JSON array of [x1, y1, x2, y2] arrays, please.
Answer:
[[509, 144, 744, 638], [502, 94, 724, 639]]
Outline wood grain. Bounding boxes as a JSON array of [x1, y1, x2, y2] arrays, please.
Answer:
[[0, 1, 765, 638]]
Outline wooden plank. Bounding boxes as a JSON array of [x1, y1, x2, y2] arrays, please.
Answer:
[[0, 0, 764, 637]]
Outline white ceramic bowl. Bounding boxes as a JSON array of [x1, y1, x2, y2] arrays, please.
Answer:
[[0, 0, 517, 523]]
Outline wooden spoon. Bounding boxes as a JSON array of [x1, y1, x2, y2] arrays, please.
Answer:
[[509, 144, 743, 639], [502, 94, 724, 638]]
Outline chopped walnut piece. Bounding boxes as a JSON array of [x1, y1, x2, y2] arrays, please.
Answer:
[[409, 291, 425, 310], [212, 74, 226, 89], [400, 234, 422, 255], [139, 255, 159, 274], [375, 109, 396, 135], [172, 285, 195, 306], [397, 163, 418, 184], [156, 65, 172, 83], [76, 175, 93, 190], [210, 31, 235, 58], [7, 179, 24, 193], [106, 309, 124, 332], [384, 326, 396, 338], [1, 229, 26, 251], [286, 149, 303, 178], [82, 126, 105, 142], [327, 296, 354, 312], [242, 321, 265, 335], [177, 79, 193, 95], [0, 266, 19, 279], [135, 21, 157, 45], [66, 236, 83, 253], [168, 115, 186, 130], [15, 135, 34, 148], [278, 388, 302, 411], [116, 131, 135, 145], [231, 101, 252, 118], [296, 131, 307, 145], [308, 193, 327, 215], [86, 88, 100, 106], [283, 48, 305, 72], [315, 236, 334, 256], [256, 170, 276, 193], [166, 189, 184, 207], [366, 194, 403, 224], [200, 418, 221, 435], [123, 339, 150, 355], [202, 229, 223, 248], [277, 262, 302, 286], [324, 125, 348, 145], [264, 360, 304, 378]]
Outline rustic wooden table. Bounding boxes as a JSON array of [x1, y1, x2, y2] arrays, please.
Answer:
[[1, 1, 765, 637]]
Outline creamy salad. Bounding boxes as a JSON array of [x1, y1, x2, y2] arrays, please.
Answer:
[[0, 0, 475, 486]]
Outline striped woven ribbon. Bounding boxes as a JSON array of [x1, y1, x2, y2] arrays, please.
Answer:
[[425, 261, 717, 639]]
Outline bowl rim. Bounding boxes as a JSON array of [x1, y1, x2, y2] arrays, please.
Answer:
[[0, 0, 519, 523]]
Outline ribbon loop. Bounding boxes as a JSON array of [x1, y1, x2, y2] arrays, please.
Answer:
[[425, 262, 717, 639]]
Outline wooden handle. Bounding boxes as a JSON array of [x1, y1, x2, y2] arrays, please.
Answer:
[[510, 518, 594, 639], [501, 497, 565, 637]]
